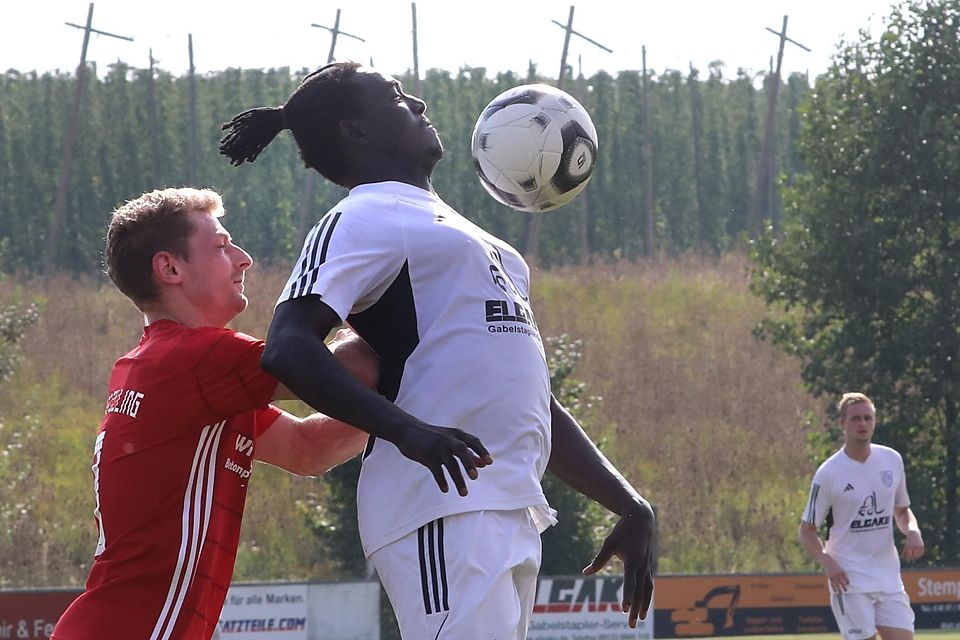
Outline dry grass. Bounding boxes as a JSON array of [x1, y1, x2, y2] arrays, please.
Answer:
[[534, 254, 823, 572], [0, 254, 825, 584]]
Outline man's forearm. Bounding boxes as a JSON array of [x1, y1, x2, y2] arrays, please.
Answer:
[[895, 507, 921, 535], [263, 330, 412, 442], [798, 525, 830, 566], [547, 395, 647, 515]]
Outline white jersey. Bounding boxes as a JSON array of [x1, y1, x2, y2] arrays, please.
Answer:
[[278, 181, 552, 556], [801, 444, 911, 593]]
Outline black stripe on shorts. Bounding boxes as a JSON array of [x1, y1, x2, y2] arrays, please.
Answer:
[[417, 518, 450, 615]]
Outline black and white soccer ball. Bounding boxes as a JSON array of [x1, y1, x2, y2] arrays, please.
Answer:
[[470, 83, 598, 213]]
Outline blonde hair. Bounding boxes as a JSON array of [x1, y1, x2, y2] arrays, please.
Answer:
[[838, 392, 873, 419], [105, 188, 224, 309]]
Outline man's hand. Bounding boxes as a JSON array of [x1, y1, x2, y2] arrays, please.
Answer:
[[823, 555, 849, 593], [582, 501, 656, 628], [901, 529, 925, 561], [392, 422, 494, 496]]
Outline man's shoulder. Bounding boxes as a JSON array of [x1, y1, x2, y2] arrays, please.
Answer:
[[813, 448, 849, 478], [147, 324, 263, 361], [870, 443, 904, 464], [319, 191, 407, 234], [820, 447, 847, 467]]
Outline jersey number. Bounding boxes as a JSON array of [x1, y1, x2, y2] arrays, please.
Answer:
[[92, 431, 106, 556]]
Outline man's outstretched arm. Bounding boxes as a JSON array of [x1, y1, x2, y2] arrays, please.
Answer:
[[262, 294, 492, 495], [547, 395, 655, 628]]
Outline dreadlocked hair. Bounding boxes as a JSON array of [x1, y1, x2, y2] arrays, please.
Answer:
[[219, 106, 285, 166], [219, 61, 363, 186]]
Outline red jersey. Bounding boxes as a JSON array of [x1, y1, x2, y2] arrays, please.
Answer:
[[52, 320, 281, 640]]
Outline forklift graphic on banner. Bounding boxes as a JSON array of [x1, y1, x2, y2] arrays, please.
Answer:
[[670, 585, 742, 636]]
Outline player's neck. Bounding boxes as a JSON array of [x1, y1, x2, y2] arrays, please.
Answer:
[[843, 441, 872, 462], [143, 302, 230, 329]]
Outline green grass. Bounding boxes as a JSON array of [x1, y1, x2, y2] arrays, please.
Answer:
[[733, 633, 960, 640]]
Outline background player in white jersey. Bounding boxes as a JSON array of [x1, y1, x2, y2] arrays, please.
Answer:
[[799, 392, 925, 640], [220, 61, 656, 638]]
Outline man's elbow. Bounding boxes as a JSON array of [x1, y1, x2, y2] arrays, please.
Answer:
[[261, 340, 291, 378]]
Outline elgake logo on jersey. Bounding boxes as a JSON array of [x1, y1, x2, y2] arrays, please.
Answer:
[[851, 491, 890, 530], [880, 470, 893, 487], [483, 244, 540, 338]]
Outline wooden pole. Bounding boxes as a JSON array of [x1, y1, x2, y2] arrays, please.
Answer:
[[45, 3, 132, 274], [327, 9, 341, 64], [411, 2, 422, 97], [147, 49, 161, 184], [575, 60, 591, 263], [188, 34, 198, 185], [525, 5, 612, 266], [299, 12, 366, 243], [748, 15, 809, 238], [526, 5, 577, 266], [641, 46, 654, 256], [689, 63, 707, 250]]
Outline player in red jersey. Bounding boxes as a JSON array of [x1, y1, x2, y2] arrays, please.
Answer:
[[52, 188, 490, 640]]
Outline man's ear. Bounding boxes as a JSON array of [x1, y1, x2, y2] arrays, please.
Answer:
[[339, 118, 369, 145], [153, 251, 182, 285]]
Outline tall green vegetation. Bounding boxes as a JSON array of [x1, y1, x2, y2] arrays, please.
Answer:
[[751, 0, 960, 563], [0, 62, 806, 272]]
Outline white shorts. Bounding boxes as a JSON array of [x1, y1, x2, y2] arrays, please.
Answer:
[[831, 590, 915, 640], [370, 509, 542, 640]]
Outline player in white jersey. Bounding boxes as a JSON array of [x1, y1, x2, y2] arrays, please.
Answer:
[[220, 61, 655, 638], [799, 392, 925, 640]]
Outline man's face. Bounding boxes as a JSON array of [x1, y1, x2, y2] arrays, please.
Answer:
[[841, 401, 876, 446], [178, 209, 253, 327], [348, 68, 443, 167]]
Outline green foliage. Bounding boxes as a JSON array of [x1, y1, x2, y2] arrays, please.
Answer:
[[533, 255, 819, 574], [0, 61, 806, 272], [540, 334, 611, 575], [297, 458, 365, 579], [0, 298, 40, 380], [751, 0, 960, 563], [0, 371, 102, 587], [233, 464, 337, 581]]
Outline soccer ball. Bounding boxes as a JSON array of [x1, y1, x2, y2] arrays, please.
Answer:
[[470, 83, 598, 213]]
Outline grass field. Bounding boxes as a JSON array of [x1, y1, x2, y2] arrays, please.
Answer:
[[734, 633, 960, 640]]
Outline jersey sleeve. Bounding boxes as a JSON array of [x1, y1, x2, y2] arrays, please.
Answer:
[[801, 467, 831, 527], [276, 200, 407, 321], [894, 450, 911, 508], [255, 405, 283, 436], [188, 329, 279, 420]]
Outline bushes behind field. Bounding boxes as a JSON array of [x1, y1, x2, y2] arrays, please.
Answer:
[[0, 254, 820, 586]]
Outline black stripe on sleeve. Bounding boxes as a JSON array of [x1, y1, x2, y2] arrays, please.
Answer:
[[290, 211, 342, 298], [290, 217, 326, 299], [802, 482, 820, 524], [303, 211, 342, 296]]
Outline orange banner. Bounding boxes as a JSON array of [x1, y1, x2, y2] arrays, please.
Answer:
[[652, 569, 960, 637]]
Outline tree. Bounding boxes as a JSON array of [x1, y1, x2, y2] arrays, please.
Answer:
[[0, 300, 39, 381], [539, 334, 608, 574], [751, 0, 960, 562]]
